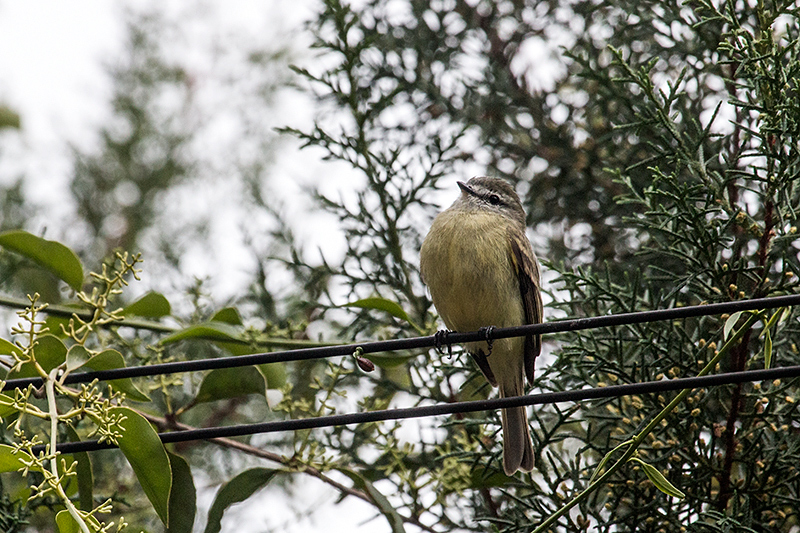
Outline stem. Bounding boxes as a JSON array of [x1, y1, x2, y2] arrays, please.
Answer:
[[532, 311, 763, 533], [46, 369, 90, 533]]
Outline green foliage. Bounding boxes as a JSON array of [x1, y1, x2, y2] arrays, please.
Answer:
[[281, 0, 800, 531], [1, 0, 800, 531], [0, 231, 84, 292], [0, 239, 299, 532], [203, 468, 278, 533]]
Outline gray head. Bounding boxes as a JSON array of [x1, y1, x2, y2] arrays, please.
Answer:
[[453, 177, 526, 226]]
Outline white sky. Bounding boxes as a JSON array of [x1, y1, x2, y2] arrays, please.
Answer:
[[0, 0, 352, 301], [0, 1, 403, 532]]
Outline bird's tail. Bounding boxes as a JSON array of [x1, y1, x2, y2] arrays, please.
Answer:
[[499, 383, 534, 476]]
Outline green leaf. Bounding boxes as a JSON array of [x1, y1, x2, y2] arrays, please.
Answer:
[[66, 345, 91, 373], [167, 453, 196, 533], [54, 510, 81, 533], [0, 105, 21, 129], [723, 311, 743, 340], [211, 307, 243, 325], [632, 458, 685, 499], [113, 407, 172, 526], [258, 363, 286, 390], [7, 334, 67, 379], [204, 468, 279, 533], [764, 329, 772, 370], [160, 322, 243, 345], [0, 230, 84, 291], [64, 424, 93, 511], [339, 468, 406, 533], [0, 392, 17, 418], [366, 352, 415, 369], [160, 321, 257, 355], [44, 314, 71, 338], [122, 292, 172, 318], [0, 338, 22, 359], [343, 297, 414, 324], [55, 511, 102, 533], [0, 444, 29, 473], [33, 334, 67, 373], [194, 367, 267, 405], [78, 349, 150, 402]]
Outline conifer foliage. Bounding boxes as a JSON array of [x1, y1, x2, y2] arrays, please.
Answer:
[[290, 0, 800, 530]]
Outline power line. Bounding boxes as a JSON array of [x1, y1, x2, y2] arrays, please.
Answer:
[[5, 294, 800, 391], [38, 364, 800, 455]]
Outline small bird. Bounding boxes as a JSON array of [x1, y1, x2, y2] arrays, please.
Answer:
[[420, 177, 543, 475]]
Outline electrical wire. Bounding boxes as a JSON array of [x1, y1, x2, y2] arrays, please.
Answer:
[[37, 364, 800, 455], [5, 293, 800, 391]]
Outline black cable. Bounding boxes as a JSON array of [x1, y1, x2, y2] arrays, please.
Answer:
[[5, 293, 800, 391], [38, 364, 800, 455]]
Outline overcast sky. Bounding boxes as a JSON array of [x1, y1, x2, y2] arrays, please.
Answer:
[[0, 1, 406, 532]]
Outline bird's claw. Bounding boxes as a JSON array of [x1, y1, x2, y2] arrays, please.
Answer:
[[434, 329, 453, 358], [480, 326, 496, 357]]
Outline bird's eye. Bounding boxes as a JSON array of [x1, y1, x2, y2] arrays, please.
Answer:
[[488, 194, 501, 205]]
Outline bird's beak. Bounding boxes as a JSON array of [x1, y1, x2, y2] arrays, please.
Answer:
[[457, 181, 476, 197]]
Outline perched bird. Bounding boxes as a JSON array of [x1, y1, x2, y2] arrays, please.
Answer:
[[420, 177, 543, 475]]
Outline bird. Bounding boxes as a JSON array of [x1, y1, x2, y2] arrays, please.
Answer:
[[419, 176, 543, 475]]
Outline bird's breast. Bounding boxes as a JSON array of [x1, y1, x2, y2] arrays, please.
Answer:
[[420, 209, 524, 333]]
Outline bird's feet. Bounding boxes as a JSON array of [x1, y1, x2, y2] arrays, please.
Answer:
[[433, 329, 453, 358], [479, 326, 496, 357]]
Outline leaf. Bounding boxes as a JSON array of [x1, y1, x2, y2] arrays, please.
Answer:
[[37, 335, 68, 372], [204, 468, 279, 533], [113, 407, 172, 526], [190, 363, 284, 409], [339, 468, 406, 533], [0, 338, 22, 358], [0, 230, 84, 291], [633, 458, 685, 499], [193, 367, 267, 405], [366, 352, 415, 369], [258, 363, 286, 390], [55, 511, 102, 533], [54, 511, 81, 533], [160, 322, 243, 345], [78, 349, 150, 402], [0, 444, 29, 473], [764, 329, 772, 370], [211, 307, 243, 325], [6, 334, 67, 379], [0, 105, 21, 129], [66, 345, 92, 373], [122, 292, 172, 318], [0, 392, 17, 418], [64, 424, 93, 512], [778, 306, 791, 324], [160, 321, 257, 356], [167, 453, 196, 533], [343, 297, 414, 324], [44, 314, 71, 338], [723, 311, 743, 341]]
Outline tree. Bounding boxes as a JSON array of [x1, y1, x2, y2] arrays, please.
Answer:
[[283, 0, 800, 531], [1, 0, 800, 532]]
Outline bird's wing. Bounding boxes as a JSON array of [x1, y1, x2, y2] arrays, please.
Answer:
[[509, 228, 543, 385]]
